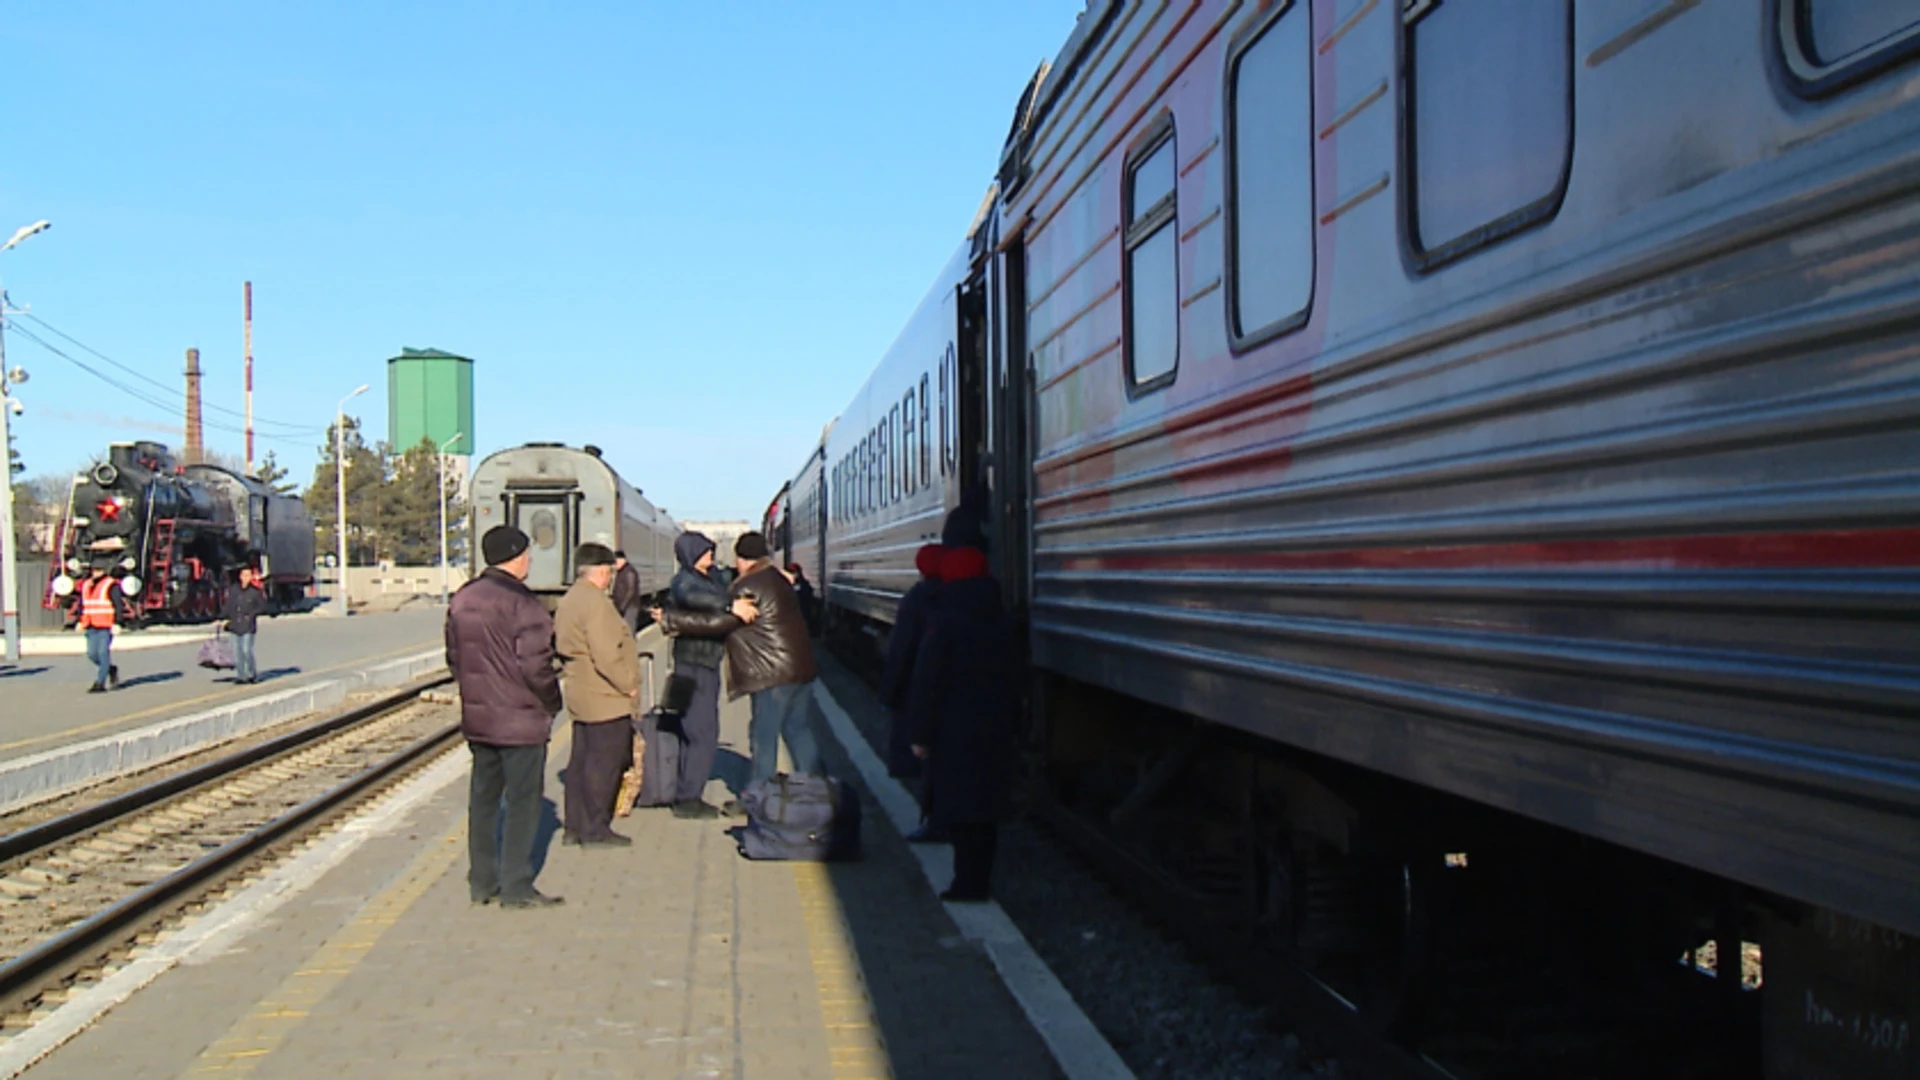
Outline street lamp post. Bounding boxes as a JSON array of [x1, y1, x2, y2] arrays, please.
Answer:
[[0, 219, 50, 664], [335, 384, 369, 618], [437, 431, 462, 605]]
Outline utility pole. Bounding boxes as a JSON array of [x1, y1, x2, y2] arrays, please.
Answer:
[[0, 292, 19, 663], [243, 282, 254, 475], [335, 384, 368, 617], [437, 431, 462, 605]]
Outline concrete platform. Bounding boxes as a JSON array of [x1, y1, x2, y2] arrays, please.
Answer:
[[6, 649, 1096, 1080], [0, 609, 449, 766]]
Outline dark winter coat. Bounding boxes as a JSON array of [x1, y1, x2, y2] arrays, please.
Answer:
[[908, 575, 1021, 826], [223, 582, 270, 636], [667, 566, 732, 671], [610, 563, 644, 634], [445, 567, 564, 747], [880, 579, 939, 711], [657, 562, 816, 699]]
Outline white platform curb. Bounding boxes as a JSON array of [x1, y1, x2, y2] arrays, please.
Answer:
[[0, 649, 446, 814], [811, 682, 1137, 1080]]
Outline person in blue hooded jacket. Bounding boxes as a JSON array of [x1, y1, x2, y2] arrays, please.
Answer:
[[657, 532, 755, 818]]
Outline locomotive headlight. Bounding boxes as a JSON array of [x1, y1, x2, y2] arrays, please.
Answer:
[[120, 557, 137, 571], [65, 557, 82, 573], [51, 574, 74, 597], [120, 575, 142, 598]]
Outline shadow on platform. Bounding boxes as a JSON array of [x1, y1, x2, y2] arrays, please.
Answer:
[[116, 671, 183, 690], [0, 665, 50, 679]]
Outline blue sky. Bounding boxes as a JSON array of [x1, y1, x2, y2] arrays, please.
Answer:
[[1, 1, 1082, 521]]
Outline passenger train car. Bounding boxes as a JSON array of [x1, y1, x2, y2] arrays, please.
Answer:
[[772, 1, 1920, 1073], [468, 443, 677, 608]]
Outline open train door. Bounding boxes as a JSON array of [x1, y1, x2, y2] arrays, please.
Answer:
[[990, 233, 1031, 618]]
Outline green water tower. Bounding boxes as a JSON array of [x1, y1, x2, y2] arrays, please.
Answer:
[[387, 347, 474, 455]]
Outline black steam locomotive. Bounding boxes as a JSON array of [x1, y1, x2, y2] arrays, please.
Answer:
[[47, 441, 316, 624]]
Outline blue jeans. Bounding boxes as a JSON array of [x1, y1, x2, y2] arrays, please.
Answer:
[[85, 627, 113, 686], [748, 681, 822, 784], [233, 632, 257, 682]]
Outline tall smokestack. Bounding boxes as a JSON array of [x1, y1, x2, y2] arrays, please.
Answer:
[[243, 281, 254, 474], [184, 347, 204, 464]]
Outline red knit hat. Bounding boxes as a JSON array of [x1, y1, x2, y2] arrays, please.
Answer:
[[915, 544, 945, 580], [940, 546, 990, 582]]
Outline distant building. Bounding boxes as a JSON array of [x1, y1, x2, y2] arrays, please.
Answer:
[[387, 347, 474, 491], [679, 519, 752, 567]]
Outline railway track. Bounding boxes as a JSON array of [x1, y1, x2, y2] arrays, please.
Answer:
[[0, 676, 460, 1024]]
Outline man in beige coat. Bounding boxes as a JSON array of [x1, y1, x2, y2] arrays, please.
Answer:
[[555, 543, 641, 847]]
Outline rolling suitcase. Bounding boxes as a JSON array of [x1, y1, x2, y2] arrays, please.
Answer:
[[630, 654, 688, 809], [737, 773, 863, 861]]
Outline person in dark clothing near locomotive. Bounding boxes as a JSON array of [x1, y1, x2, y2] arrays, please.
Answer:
[[880, 543, 944, 782], [223, 567, 270, 684]]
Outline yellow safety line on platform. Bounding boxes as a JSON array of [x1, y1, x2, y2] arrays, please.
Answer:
[[0, 640, 440, 754], [794, 861, 892, 1079], [180, 820, 466, 1077]]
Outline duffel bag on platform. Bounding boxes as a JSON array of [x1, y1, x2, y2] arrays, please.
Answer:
[[737, 773, 862, 862], [197, 631, 235, 671]]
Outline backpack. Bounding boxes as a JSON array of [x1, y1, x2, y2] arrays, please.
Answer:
[[737, 773, 862, 861]]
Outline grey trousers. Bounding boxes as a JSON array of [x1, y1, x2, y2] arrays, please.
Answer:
[[676, 664, 723, 803], [468, 742, 547, 903]]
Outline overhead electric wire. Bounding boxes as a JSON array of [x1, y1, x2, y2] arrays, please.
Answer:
[[16, 313, 326, 434], [7, 323, 316, 449]]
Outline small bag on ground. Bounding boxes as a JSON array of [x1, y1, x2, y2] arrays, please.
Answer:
[[737, 773, 862, 861], [197, 630, 235, 671]]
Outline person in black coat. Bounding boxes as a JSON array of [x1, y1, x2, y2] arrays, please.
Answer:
[[881, 544, 943, 785], [908, 545, 1020, 902], [223, 566, 271, 684]]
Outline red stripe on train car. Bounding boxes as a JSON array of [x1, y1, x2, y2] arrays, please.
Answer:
[[1056, 528, 1920, 573]]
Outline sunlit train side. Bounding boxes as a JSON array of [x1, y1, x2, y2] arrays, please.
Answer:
[[810, 253, 973, 626], [771, 0, 1920, 1071], [468, 443, 676, 608]]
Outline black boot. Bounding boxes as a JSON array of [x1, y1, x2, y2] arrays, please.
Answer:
[[108, 665, 120, 689], [87, 682, 105, 694]]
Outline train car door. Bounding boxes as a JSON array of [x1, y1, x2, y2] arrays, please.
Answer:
[[957, 272, 991, 531], [989, 237, 1031, 614], [506, 490, 573, 592]]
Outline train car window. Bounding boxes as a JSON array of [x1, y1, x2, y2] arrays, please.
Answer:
[[1226, 0, 1314, 348], [1403, 0, 1571, 269], [919, 373, 932, 484], [1124, 123, 1180, 391], [1781, 0, 1920, 93], [938, 357, 951, 477]]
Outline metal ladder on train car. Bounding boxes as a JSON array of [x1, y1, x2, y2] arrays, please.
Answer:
[[143, 519, 176, 612]]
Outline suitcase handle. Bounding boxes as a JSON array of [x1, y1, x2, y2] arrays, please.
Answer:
[[637, 651, 655, 712]]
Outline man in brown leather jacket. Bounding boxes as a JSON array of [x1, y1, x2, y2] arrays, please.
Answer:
[[656, 532, 823, 785]]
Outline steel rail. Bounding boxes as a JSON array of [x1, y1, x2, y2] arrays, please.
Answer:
[[0, 674, 452, 864], [0, 715, 459, 1013]]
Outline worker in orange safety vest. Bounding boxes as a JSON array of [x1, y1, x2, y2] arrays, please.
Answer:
[[72, 565, 124, 693]]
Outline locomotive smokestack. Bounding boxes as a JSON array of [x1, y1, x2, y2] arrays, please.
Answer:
[[184, 347, 203, 465]]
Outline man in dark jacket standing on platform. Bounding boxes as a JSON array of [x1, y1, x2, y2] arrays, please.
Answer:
[[658, 532, 819, 785], [610, 551, 644, 635], [880, 544, 943, 782], [446, 525, 565, 909], [223, 566, 270, 685], [909, 545, 1020, 902], [656, 532, 758, 818]]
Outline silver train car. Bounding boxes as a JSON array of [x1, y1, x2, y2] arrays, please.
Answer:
[[776, 1, 1920, 1072], [468, 443, 676, 606]]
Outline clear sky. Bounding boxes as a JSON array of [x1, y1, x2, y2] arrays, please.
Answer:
[[1, 1, 1083, 522]]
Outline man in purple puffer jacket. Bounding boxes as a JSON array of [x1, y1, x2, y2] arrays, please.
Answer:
[[446, 525, 566, 910]]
